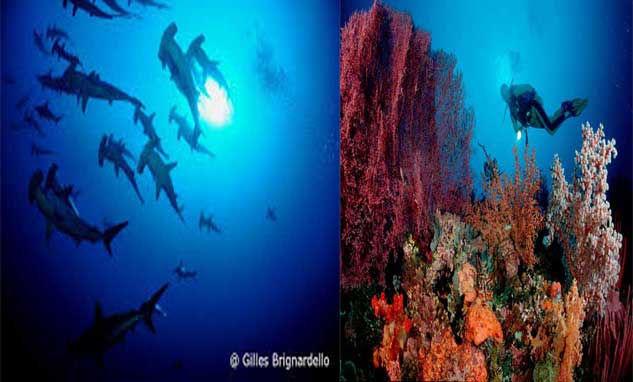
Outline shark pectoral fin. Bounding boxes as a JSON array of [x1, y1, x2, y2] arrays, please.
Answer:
[[46, 222, 54, 240], [115, 165, 120, 177], [166, 162, 177, 172], [81, 96, 88, 113], [155, 184, 161, 200]]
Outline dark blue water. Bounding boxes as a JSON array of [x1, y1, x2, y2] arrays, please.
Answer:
[[343, 0, 632, 191], [2, 1, 339, 381]]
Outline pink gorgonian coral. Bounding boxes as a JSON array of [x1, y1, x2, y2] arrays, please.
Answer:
[[340, 2, 473, 288], [545, 122, 622, 316]]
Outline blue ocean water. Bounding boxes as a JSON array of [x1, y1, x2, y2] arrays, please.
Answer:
[[343, 0, 632, 192], [1, 1, 339, 381]]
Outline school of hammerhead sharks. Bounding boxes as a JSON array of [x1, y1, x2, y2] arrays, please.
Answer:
[[5, 0, 277, 367]]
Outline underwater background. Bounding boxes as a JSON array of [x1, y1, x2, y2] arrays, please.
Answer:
[[1, 1, 339, 381], [339, 1, 632, 381], [342, 0, 632, 192]]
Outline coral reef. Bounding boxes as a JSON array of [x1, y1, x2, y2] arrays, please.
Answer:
[[419, 328, 488, 382], [371, 293, 412, 381], [468, 147, 543, 279], [341, 4, 631, 382], [545, 122, 622, 316], [464, 297, 504, 346], [586, 289, 633, 380], [340, 1, 473, 288]]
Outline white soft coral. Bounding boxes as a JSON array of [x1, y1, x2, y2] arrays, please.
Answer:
[[545, 122, 622, 316]]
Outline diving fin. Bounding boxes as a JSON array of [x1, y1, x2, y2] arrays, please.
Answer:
[[569, 98, 588, 117]]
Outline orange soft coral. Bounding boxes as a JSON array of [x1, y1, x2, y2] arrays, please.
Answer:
[[556, 280, 586, 382], [468, 147, 543, 275], [420, 328, 488, 382], [458, 261, 477, 305], [371, 293, 413, 381], [464, 297, 504, 346]]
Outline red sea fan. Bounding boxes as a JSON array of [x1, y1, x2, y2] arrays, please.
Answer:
[[340, 2, 473, 288], [587, 289, 633, 380]]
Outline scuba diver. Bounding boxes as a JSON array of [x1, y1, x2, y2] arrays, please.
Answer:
[[500, 83, 588, 144]]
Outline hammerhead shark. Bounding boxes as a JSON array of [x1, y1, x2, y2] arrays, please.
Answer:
[[129, 0, 169, 10], [168, 106, 214, 158], [52, 39, 82, 67], [100, 0, 134, 16], [16, 94, 30, 110], [133, 107, 169, 158], [31, 143, 55, 157], [33, 30, 49, 56], [187, 35, 229, 95], [68, 283, 169, 367], [24, 112, 45, 136], [28, 164, 128, 255], [38, 63, 143, 113], [34, 101, 63, 124], [173, 260, 197, 281], [46, 25, 70, 41], [158, 23, 201, 141], [138, 140, 184, 222], [98, 134, 144, 204], [63, 0, 118, 19], [199, 212, 221, 234]]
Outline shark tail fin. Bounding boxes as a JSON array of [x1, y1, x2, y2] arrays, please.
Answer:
[[142, 283, 169, 334], [103, 221, 128, 256]]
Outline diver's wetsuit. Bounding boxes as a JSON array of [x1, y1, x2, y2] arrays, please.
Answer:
[[502, 83, 587, 137]]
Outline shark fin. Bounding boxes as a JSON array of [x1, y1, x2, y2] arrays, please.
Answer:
[[166, 162, 177, 172], [103, 221, 128, 256], [73, 5, 78, 16], [155, 184, 161, 200], [149, 113, 156, 123], [94, 302, 104, 323], [144, 317, 157, 334], [142, 283, 169, 334], [81, 96, 88, 113], [114, 165, 120, 177]]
